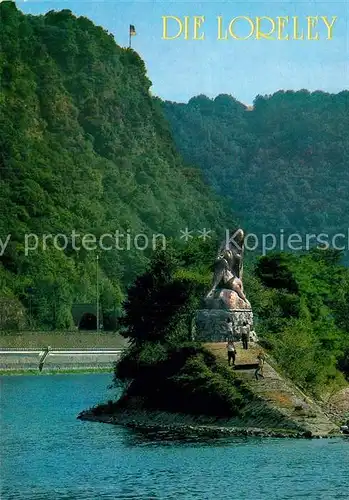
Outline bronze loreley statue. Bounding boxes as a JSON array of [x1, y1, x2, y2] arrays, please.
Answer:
[[206, 228, 248, 303]]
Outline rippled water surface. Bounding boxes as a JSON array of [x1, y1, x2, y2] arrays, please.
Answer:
[[1, 374, 348, 499]]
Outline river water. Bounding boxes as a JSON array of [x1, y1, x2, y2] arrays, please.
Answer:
[[1, 374, 348, 499]]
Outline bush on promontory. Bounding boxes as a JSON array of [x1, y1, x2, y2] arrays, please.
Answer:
[[108, 241, 248, 417], [114, 341, 245, 416]]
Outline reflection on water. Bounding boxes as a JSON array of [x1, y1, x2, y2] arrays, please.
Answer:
[[1, 374, 348, 500]]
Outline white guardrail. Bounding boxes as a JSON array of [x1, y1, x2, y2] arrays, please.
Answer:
[[0, 348, 122, 355], [0, 348, 124, 370]]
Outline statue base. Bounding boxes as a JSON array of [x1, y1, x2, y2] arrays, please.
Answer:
[[195, 289, 255, 342], [195, 309, 254, 342]]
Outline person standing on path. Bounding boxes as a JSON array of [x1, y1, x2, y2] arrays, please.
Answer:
[[255, 351, 265, 380], [241, 322, 250, 350], [226, 339, 236, 367]]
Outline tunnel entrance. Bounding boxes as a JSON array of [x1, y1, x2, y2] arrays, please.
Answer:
[[79, 312, 97, 330]]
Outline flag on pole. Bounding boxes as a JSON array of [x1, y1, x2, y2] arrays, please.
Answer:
[[130, 24, 136, 36]]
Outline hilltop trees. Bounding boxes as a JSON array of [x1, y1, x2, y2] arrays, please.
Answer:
[[164, 91, 349, 251]]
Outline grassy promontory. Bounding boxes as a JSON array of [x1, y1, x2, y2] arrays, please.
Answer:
[[78, 243, 348, 437], [78, 340, 341, 438]]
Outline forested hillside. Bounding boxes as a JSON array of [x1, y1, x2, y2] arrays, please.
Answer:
[[0, 3, 231, 329], [164, 91, 349, 249]]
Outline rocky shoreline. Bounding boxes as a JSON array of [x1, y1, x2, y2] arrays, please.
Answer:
[[77, 408, 343, 439]]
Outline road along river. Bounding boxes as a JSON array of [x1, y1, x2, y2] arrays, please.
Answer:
[[0, 348, 122, 372]]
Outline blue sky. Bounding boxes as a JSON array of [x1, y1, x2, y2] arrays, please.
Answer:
[[18, 0, 348, 105]]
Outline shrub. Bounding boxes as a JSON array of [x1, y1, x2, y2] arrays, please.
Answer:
[[113, 342, 246, 417]]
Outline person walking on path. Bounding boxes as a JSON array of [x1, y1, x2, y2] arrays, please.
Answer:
[[226, 339, 236, 367], [255, 351, 265, 380], [241, 321, 250, 350]]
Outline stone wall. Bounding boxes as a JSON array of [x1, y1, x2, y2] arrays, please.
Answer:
[[195, 308, 254, 342]]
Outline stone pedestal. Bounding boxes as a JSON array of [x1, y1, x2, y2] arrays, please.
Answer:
[[196, 308, 253, 342], [195, 288, 254, 342]]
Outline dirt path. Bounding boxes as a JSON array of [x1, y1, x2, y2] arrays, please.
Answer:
[[206, 342, 340, 436]]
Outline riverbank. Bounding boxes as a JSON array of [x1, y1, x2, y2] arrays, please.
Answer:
[[78, 407, 343, 439], [0, 349, 122, 373], [0, 331, 127, 373], [0, 367, 113, 376]]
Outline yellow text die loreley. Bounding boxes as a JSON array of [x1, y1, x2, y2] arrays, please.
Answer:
[[162, 15, 337, 41]]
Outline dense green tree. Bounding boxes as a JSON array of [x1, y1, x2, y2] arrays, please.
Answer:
[[248, 249, 349, 392], [113, 240, 247, 417], [120, 240, 211, 345]]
